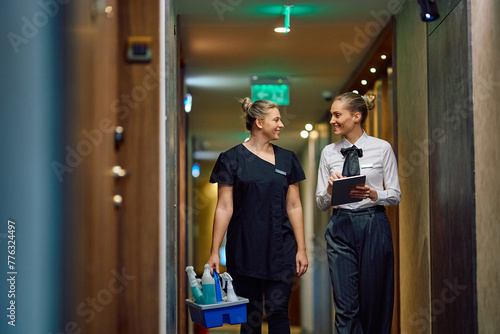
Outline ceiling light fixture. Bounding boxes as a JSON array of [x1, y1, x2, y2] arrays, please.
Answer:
[[370, 68, 376, 73], [381, 55, 387, 59], [274, 5, 293, 33], [361, 80, 368, 86]]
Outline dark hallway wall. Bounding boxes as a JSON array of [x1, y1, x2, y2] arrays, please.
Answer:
[[427, 1, 476, 333], [398, 0, 480, 333]]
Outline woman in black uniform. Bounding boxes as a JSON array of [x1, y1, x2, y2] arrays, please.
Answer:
[[208, 97, 308, 334]]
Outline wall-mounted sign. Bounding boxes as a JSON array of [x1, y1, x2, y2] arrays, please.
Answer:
[[251, 84, 290, 105]]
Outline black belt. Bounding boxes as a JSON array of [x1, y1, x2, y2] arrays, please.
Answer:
[[332, 205, 385, 216]]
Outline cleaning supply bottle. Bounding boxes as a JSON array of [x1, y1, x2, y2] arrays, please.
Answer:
[[185, 266, 204, 304], [226, 279, 238, 302], [201, 264, 217, 304], [220, 272, 238, 302]]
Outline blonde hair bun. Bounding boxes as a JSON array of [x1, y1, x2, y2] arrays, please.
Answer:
[[362, 94, 376, 110], [237, 97, 279, 131], [240, 97, 253, 114]]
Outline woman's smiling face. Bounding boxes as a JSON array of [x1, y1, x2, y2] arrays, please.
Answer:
[[329, 100, 360, 137], [260, 107, 284, 141]]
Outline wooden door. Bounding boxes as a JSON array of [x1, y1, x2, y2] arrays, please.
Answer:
[[114, 0, 161, 332], [63, 1, 120, 333], [62, 0, 162, 333]]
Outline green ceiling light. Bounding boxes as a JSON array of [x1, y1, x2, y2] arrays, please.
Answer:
[[274, 5, 293, 33], [256, 4, 316, 16]]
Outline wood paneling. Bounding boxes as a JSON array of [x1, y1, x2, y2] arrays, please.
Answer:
[[116, 0, 161, 333], [64, 1, 120, 333], [428, 1, 477, 333], [63, 0, 163, 333], [471, 0, 500, 331], [178, 52, 188, 334], [396, 3, 431, 333]]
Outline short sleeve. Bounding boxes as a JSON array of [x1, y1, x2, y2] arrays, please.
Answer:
[[209, 152, 234, 185], [289, 152, 306, 184]]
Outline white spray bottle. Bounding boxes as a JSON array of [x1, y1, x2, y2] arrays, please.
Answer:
[[185, 266, 204, 304], [201, 264, 217, 304], [220, 272, 238, 302]]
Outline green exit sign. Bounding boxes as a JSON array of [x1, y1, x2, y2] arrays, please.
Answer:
[[251, 84, 290, 105]]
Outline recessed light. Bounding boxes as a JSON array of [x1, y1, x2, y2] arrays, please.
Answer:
[[370, 68, 376, 73], [381, 55, 387, 60], [361, 80, 368, 85]]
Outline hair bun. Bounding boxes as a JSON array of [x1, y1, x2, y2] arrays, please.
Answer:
[[362, 94, 376, 110], [240, 97, 253, 113]]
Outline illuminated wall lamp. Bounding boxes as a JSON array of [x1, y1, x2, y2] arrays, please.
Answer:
[[418, 0, 440, 22]]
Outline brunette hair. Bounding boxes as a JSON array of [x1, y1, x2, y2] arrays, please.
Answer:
[[334, 92, 376, 126], [239, 97, 278, 131]]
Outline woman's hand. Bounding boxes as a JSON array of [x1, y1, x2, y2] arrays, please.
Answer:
[[350, 185, 378, 201], [296, 250, 308, 277], [327, 172, 345, 195], [207, 253, 220, 275]]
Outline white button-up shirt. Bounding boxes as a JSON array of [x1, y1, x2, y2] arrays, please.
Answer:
[[316, 132, 401, 211]]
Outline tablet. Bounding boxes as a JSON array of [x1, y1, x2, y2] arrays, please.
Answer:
[[330, 175, 366, 206]]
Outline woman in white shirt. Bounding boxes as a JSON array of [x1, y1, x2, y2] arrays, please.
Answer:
[[316, 92, 401, 334]]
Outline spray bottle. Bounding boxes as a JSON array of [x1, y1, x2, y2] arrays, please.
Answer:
[[185, 266, 204, 304], [220, 272, 238, 302], [201, 264, 217, 304]]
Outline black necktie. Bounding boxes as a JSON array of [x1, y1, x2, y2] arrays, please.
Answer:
[[341, 145, 363, 177]]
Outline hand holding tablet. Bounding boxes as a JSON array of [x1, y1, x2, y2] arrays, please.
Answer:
[[330, 175, 367, 206]]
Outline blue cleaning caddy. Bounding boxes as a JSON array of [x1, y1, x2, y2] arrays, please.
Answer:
[[185, 297, 249, 328]]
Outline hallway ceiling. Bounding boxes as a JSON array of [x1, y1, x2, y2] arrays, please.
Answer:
[[176, 0, 395, 160]]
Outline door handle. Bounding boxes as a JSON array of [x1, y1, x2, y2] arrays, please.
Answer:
[[114, 126, 124, 150], [113, 166, 129, 178], [113, 194, 123, 207]]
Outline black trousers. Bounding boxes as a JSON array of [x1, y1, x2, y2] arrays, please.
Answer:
[[325, 206, 394, 334], [231, 273, 294, 334]]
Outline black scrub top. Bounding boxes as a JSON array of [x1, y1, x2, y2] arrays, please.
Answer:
[[210, 143, 306, 280]]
